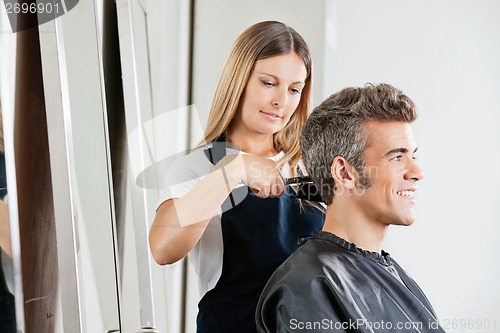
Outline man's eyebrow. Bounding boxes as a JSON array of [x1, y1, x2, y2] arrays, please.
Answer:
[[385, 147, 418, 156], [258, 72, 305, 85]]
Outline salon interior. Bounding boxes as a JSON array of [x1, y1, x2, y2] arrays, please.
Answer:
[[0, 0, 499, 332]]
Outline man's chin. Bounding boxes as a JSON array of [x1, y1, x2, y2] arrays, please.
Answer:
[[402, 216, 416, 226], [394, 214, 416, 227]]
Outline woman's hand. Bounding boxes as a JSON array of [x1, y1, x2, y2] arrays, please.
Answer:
[[217, 154, 285, 198]]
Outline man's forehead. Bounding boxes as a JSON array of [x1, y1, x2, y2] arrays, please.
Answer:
[[363, 121, 416, 152]]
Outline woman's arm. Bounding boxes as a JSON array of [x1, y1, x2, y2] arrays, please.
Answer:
[[0, 200, 10, 256], [149, 154, 285, 265]]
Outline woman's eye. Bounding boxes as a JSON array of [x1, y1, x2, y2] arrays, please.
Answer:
[[290, 88, 301, 95], [263, 81, 275, 87]]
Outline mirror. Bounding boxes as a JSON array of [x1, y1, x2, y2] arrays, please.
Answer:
[[1, 0, 121, 331], [38, 0, 121, 331]]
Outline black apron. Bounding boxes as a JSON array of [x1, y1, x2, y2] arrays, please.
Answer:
[[196, 142, 324, 333]]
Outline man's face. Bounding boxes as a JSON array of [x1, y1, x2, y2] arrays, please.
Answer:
[[353, 121, 424, 227]]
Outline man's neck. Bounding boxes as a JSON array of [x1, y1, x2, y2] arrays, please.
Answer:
[[322, 199, 387, 253]]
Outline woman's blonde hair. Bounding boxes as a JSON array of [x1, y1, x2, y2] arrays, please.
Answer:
[[203, 21, 313, 176]]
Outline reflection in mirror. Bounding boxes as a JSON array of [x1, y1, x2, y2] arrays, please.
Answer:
[[0, 101, 16, 333], [0, 15, 24, 331]]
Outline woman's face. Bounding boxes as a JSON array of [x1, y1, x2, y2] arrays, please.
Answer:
[[231, 52, 308, 137]]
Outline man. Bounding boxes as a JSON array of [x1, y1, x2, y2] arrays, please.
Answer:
[[256, 83, 446, 332]]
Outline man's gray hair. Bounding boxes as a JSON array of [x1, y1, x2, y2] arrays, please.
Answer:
[[300, 83, 417, 205]]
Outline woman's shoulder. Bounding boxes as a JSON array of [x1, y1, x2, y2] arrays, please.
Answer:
[[158, 145, 216, 201], [167, 145, 213, 179]]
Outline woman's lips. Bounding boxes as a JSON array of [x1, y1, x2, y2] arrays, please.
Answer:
[[260, 111, 282, 120]]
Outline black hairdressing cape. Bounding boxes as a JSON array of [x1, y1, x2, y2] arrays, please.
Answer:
[[256, 232, 447, 333]]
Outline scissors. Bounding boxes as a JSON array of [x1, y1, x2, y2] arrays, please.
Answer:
[[203, 145, 323, 202], [285, 176, 323, 202], [285, 176, 312, 185]]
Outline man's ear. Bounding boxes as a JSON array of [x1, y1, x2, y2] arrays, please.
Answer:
[[330, 156, 357, 190]]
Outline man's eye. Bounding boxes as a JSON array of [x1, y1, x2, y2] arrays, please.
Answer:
[[412, 155, 418, 160], [391, 155, 402, 161]]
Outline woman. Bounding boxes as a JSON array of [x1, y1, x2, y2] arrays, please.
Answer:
[[149, 21, 324, 332]]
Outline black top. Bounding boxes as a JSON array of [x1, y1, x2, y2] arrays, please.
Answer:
[[256, 232, 446, 333]]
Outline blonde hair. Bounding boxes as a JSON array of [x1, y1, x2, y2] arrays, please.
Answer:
[[203, 21, 313, 176]]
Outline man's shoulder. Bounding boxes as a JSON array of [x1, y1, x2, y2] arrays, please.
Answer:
[[270, 235, 350, 283]]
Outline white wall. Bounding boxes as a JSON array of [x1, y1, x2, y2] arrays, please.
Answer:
[[331, 1, 500, 332]]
